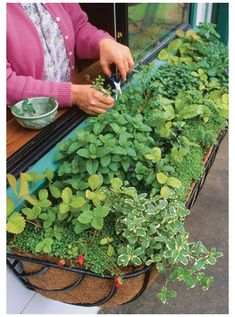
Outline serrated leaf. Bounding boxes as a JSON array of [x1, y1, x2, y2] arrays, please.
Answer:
[[35, 241, 44, 253], [59, 203, 69, 214], [38, 189, 48, 201], [85, 189, 95, 200], [88, 174, 103, 191], [22, 206, 41, 220], [19, 173, 29, 197], [7, 174, 17, 195], [49, 184, 61, 198], [91, 216, 104, 230], [156, 172, 168, 184], [61, 187, 73, 204], [78, 210, 93, 224], [7, 212, 25, 234], [7, 198, 15, 216], [160, 186, 170, 200], [167, 177, 182, 188], [93, 206, 109, 218], [70, 196, 86, 209]]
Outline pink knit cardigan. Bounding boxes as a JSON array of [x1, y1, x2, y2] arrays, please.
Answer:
[[7, 3, 113, 107]]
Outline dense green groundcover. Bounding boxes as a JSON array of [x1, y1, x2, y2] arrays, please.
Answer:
[[7, 24, 228, 303]]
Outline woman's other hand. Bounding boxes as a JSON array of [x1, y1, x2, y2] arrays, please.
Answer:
[[99, 39, 134, 81], [71, 84, 114, 115]]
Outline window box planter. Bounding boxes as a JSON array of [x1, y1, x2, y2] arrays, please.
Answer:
[[7, 24, 228, 307]]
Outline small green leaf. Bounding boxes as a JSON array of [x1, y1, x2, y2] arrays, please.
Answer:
[[94, 122, 105, 135], [7, 212, 26, 234], [168, 290, 177, 298], [93, 206, 109, 218], [19, 173, 29, 197], [91, 216, 104, 230], [158, 48, 171, 61], [100, 237, 114, 245], [136, 228, 146, 237], [160, 186, 170, 200], [110, 178, 123, 191], [77, 148, 90, 158], [100, 155, 111, 167], [118, 254, 130, 266], [35, 241, 44, 253], [156, 172, 168, 184], [107, 245, 115, 257], [45, 168, 54, 182], [7, 198, 15, 216], [86, 159, 99, 175], [88, 174, 103, 191], [22, 206, 41, 220], [132, 256, 142, 266], [78, 210, 93, 224], [167, 177, 182, 188], [61, 187, 73, 204], [38, 189, 48, 201], [49, 184, 61, 198], [7, 174, 17, 195], [70, 196, 86, 209], [59, 203, 69, 214], [168, 38, 182, 51]]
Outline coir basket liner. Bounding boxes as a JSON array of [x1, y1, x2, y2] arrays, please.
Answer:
[[9, 252, 158, 307]]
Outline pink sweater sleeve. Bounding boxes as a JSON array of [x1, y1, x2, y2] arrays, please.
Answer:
[[7, 61, 72, 107], [62, 4, 114, 59]]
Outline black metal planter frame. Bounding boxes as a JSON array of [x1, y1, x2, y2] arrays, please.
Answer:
[[7, 128, 227, 307]]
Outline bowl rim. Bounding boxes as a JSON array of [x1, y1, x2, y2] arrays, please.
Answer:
[[11, 97, 59, 120]]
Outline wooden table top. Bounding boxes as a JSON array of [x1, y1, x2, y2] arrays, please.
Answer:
[[7, 109, 67, 158]]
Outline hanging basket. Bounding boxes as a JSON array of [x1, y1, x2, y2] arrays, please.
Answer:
[[7, 128, 227, 307], [7, 252, 158, 307]]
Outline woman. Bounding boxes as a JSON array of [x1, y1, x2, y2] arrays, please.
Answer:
[[7, 3, 134, 114]]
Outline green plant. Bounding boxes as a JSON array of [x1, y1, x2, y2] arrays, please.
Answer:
[[7, 23, 228, 305]]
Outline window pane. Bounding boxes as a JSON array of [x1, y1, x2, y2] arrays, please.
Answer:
[[128, 3, 189, 60]]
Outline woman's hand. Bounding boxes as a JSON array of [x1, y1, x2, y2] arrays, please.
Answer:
[[99, 38, 134, 81], [71, 84, 114, 115]]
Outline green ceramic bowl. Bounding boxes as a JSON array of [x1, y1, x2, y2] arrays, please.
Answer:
[[11, 97, 58, 130]]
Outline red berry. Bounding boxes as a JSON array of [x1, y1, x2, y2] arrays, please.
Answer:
[[77, 254, 85, 265], [57, 259, 65, 267], [114, 276, 124, 288]]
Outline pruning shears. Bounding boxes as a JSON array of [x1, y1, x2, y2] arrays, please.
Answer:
[[109, 76, 122, 100]]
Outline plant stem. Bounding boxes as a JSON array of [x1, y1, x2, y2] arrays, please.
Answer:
[[25, 219, 42, 228]]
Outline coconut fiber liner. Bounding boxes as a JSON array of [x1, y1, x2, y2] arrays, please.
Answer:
[[16, 252, 158, 307]]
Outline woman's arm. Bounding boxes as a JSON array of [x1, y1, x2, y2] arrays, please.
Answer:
[[62, 3, 113, 60], [7, 61, 72, 106]]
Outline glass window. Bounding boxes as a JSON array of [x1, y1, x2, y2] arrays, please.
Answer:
[[128, 3, 189, 60]]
